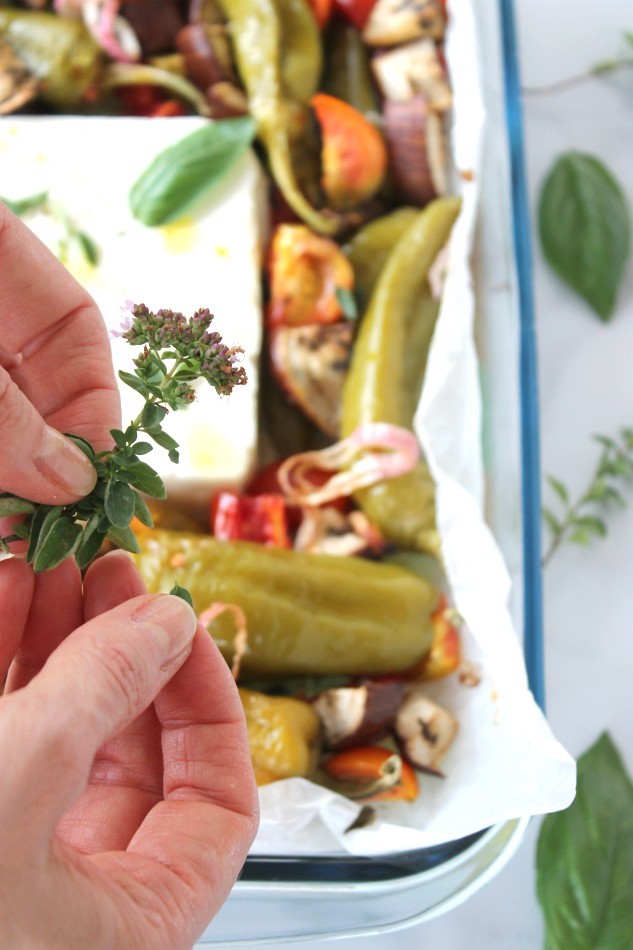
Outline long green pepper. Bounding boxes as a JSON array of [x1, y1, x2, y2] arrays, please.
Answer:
[[341, 196, 462, 555], [135, 530, 437, 677]]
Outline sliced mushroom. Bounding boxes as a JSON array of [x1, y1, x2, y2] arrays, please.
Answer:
[[371, 39, 452, 112], [269, 322, 354, 438], [383, 95, 448, 205], [363, 0, 445, 48], [393, 688, 458, 773], [313, 680, 405, 750], [0, 38, 38, 116], [294, 506, 386, 557]]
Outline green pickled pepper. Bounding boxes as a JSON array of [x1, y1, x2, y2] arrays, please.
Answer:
[[341, 196, 462, 555], [134, 530, 437, 677]]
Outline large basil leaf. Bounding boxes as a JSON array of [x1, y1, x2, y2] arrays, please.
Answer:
[[538, 152, 631, 321], [536, 732, 633, 948], [129, 116, 256, 227]]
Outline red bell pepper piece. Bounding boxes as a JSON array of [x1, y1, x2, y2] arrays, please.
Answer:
[[332, 0, 378, 30], [211, 492, 292, 548]]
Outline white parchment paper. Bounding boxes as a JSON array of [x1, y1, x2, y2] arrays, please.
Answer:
[[249, 0, 576, 857]]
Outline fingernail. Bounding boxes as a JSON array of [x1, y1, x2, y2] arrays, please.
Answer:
[[34, 427, 97, 497], [131, 594, 198, 662]]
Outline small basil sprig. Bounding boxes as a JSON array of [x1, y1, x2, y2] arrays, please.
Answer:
[[0, 303, 247, 573], [536, 733, 633, 948], [542, 428, 633, 565], [130, 116, 256, 227], [538, 152, 631, 321]]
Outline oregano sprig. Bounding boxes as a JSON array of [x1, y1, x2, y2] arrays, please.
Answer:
[[542, 428, 633, 565], [0, 302, 246, 573]]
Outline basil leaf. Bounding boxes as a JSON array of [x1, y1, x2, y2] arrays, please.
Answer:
[[538, 152, 631, 321], [129, 117, 257, 227], [536, 732, 633, 949], [0, 496, 35, 517], [32, 517, 83, 573], [104, 480, 136, 528]]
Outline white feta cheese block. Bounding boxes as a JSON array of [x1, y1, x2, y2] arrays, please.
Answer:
[[0, 116, 266, 513]]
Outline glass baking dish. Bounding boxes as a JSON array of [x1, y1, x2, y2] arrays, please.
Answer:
[[196, 0, 542, 943]]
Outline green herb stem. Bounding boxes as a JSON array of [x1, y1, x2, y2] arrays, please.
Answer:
[[542, 429, 633, 565]]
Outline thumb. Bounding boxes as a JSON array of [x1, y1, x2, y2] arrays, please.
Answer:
[[0, 593, 199, 847], [0, 364, 97, 503]]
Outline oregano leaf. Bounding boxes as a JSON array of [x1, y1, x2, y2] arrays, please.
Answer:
[[169, 582, 193, 608], [0, 496, 35, 517], [104, 480, 136, 528], [106, 523, 141, 554], [32, 518, 83, 573]]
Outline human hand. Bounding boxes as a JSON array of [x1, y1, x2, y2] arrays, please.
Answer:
[[0, 201, 120, 504], [0, 550, 259, 948]]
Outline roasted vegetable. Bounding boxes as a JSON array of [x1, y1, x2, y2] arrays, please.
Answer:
[[343, 205, 419, 312], [340, 196, 461, 554], [322, 745, 419, 800], [382, 95, 448, 206], [313, 680, 404, 749], [266, 224, 355, 328], [407, 593, 460, 680], [211, 491, 292, 547], [322, 18, 380, 119], [0, 36, 38, 115], [311, 93, 388, 212], [239, 687, 321, 784], [134, 529, 437, 677], [0, 9, 103, 110], [269, 322, 354, 437], [362, 0, 445, 47], [393, 688, 457, 773], [217, 0, 340, 234]]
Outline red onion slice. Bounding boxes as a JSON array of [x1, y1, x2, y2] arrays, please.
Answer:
[[277, 423, 420, 506]]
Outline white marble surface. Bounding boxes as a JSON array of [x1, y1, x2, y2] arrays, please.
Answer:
[[273, 2, 633, 947]]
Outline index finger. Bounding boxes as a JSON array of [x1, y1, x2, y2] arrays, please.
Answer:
[[0, 202, 120, 451]]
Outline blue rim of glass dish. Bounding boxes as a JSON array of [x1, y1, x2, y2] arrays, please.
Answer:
[[240, 0, 544, 884]]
